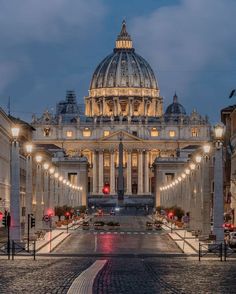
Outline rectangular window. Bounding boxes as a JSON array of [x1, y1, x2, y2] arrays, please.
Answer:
[[191, 128, 199, 137], [68, 173, 77, 185], [151, 128, 159, 137], [169, 130, 176, 137], [165, 173, 174, 183], [66, 131, 73, 137], [83, 128, 91, 137], [104, 130, 110, 137], [132, 153, 138, 167]]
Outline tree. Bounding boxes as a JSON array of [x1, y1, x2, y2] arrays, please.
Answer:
[[54, 205, 73, 220], [54, 206, 64, 221]]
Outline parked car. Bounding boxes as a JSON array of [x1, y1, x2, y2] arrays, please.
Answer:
[[154, 220, 162, 230], [223, 223, 234, 232], [110, 210, 115, 216], [94, 221, 105, 229], [82, 221, 89, 230], [228, 232, 236, 248], [146, 221, 153, 230]]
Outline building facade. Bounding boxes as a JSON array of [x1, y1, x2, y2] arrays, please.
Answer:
[[31, 21, 211, 206]]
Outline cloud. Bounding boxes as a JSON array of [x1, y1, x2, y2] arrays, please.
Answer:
[[131, 0, 236, 117], [0, 0, 106, 95], [0, 0, 106, 43], [0, 61, 19, 92]]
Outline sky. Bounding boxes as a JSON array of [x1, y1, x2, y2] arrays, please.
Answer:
[[0, 0, 236, 123]]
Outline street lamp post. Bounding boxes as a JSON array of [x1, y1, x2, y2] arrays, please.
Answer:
[[202, 144, 211, 236], [43, 162, 50, 215], [10, 126, 21, 241], [213, 123, 225, 243], [79, 186, 83, 206], [35, 154, 43, 230], [25, 143, 33, 236]]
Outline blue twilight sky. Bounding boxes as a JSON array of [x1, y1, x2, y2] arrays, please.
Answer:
[[0, 0, 236, 123]]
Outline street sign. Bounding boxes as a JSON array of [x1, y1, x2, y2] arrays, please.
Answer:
[[43, 215, 50, 222], [183, 216, 190, 223]]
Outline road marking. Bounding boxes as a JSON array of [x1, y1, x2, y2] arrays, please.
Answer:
[[94, 235, 97, 252], [120, 232, 124, 234], [127, 232, 131, 234], [134, 232, 138, 234], [141, 232, 145, 234], [67, 260, 107, 294]]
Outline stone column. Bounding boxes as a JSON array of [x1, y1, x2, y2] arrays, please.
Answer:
[[110, 151, 115, 194], [202, 156, 211, 235], [231, 182, 236, 227], [54, 177, 59, 206], [78, 156, 89, 207], [117, 98, 121, 115], [98, 151, 104, 194], [102, 97, 106, 115], [154, 163, 164, 207], [114, 98, 118, 116], [213, 145, 224, 242], [25, 154, 33, 235], [49, 175, 54, 211], [43, 170, 49, 215], [144, 151, 149, 194], [92, 151, 98, 194], [10, 140, 21, 241], [138, 150, 143, 194], [58, 178, 63, 207], [126, 151, 132, 195], [35, 163, 43, 230]]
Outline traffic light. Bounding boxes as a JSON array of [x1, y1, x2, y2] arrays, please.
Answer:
[[30, 216, 35, 228], [102, 183, 110, 195], [65, 212, 70, 219], [168, 212, 174, 219], [2, 215, 7, 227]]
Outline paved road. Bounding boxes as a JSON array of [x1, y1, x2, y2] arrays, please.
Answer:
[[2, 214, 236, 293], [1, 257, 236, 293], [54, 215, 180, 255]]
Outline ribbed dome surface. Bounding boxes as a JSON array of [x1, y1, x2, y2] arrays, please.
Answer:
[[90, 50, 158, 90], [89, 21, 158, 92], [165, 94, 186, 115]]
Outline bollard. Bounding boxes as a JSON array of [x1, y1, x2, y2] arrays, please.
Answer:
[[12, 241, 15, 260], [199, 243, 201, 261], [33, 241, 36, 260], [220, 243, 223, 262]]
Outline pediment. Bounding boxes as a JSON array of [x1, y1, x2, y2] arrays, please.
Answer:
[[100, 130, 142, 142]]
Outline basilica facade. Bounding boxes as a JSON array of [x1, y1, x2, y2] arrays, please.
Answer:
[[31, 21, 211, 205]]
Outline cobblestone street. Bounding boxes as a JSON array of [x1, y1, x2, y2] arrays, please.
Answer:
[[1, 257, 236, 293]]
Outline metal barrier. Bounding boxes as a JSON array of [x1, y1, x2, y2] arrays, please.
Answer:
[[0, 241, 11, 260], [199, 242, 223, 261], [12, 240, 36, 260], [223, 241, 236, 261]]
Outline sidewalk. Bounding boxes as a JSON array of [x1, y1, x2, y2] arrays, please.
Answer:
[[148, 215, 200, 254], [162, 223, 199, 254], [36, 230, 70, 253]]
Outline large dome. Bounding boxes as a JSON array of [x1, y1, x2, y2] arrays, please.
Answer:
[[85, 21, 163, 118], [165, 93, 186, 116], [90, 21, 158, 92]]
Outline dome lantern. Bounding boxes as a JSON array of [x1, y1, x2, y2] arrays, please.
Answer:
[[115, 20, 133, 50]]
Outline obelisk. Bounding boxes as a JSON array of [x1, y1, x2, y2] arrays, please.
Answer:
[[117, 133, 124, 201]]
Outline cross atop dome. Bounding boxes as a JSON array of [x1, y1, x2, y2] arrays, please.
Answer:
[[173, 92, 178, 103], [116, 20, 133, 49]]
